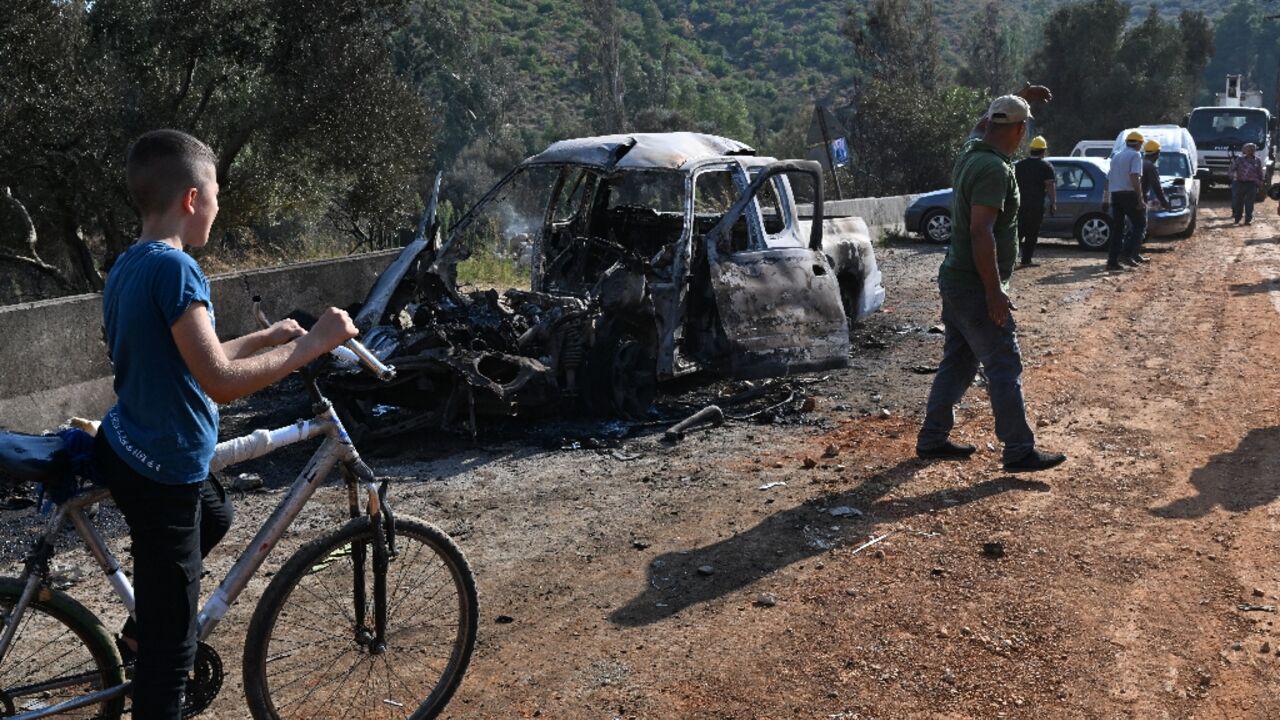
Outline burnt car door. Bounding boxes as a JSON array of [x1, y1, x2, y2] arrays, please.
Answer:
[[702, 160, 851, 379]]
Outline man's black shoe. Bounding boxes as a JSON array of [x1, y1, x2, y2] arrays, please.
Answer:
[[917, 440, 977, 460], [1020, 260, 1039, 267], [1121, 257, 1140, 268], [1106, 261, 1124, 271], [1131, 254, 1148, 264], [1003, 448, 1067, 473]]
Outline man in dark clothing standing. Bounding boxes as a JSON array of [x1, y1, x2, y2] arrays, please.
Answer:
[[1135, 138, 1169, 264], [915, 90, 1067, 473], [1106, 131, 1146, 270], [1014, 135, 1056, 267]]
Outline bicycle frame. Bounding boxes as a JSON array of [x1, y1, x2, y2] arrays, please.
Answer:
[[0, 399, 385, 719]]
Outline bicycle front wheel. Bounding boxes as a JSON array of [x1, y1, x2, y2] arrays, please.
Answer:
[[243, 515, 477, 720], [0, 577, 126, 719]]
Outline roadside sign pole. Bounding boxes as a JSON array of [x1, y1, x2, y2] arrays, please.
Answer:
[[815, 104, 844, 200]]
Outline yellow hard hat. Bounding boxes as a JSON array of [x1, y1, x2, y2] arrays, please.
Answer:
[[1125, 130, 1144, 143], [1029, 136, 1048, 151], [1142, 139, 1160, 153]]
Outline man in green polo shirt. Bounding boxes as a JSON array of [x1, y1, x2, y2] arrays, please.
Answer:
[[916, 91, 1067, 473]]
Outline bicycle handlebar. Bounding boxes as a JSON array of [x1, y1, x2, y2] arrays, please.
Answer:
[[251, 297, 396, 382]]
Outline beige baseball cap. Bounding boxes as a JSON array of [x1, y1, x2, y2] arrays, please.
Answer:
[[986, 95, 1032, 124]]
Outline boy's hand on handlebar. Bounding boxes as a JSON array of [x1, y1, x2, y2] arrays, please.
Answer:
[[266, 318, 306, 346], [304, 308, 359, 354]]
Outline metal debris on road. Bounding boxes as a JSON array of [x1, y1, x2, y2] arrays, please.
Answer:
[[1237, 603, 1276, 613], [663, 404, 725, 442], [849, 532, 893, 557]]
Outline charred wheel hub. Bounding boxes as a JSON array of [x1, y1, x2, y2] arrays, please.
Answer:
[[603, 334, 657, 418]]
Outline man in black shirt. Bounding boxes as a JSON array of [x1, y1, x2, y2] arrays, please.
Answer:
[[1014, 135, 1056, 267], [1135, 138, 1170, 264]]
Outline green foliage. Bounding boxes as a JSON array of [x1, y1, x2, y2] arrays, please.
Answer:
[[455, 249, 528, 290], [853, 83, 988, 195], [0, 0, 434, 293], [1026, 1, 1213, 151], [842, 1, 985, 195], [1200, 0, 1274, 106], [0, 0, 1256, 304], [957, 2, 1028, 97]]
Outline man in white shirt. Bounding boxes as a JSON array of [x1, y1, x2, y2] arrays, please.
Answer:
[[1105, 131, 1145, 270]]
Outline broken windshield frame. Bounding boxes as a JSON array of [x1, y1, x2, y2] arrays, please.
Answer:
[[707, 161, 824, 252]]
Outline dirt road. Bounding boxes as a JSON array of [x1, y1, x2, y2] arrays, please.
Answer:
[[414, 198, 1280, 719], [7, 199, 1280, 718]]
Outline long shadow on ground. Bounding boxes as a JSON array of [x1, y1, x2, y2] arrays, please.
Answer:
[[610, 460, 1049, 626], [1152, 426, 1280, 519]]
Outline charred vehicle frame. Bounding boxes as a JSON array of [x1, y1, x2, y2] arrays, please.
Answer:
[[320, 133, 885, 441]]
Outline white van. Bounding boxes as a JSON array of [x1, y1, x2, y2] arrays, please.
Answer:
[[1112, 125, 1207, 238], [1071, 140, 1114, 159], [1111, 125, 1199, 173]]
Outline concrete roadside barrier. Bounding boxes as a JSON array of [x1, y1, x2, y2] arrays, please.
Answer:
[[797, 194, 923, 239], [0, 249, 398, 434]]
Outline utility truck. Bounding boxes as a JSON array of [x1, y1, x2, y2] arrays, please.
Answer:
[[1184, 74, 1276, 198]]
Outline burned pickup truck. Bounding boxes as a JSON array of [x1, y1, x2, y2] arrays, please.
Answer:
[[322, 132, 885, 441]]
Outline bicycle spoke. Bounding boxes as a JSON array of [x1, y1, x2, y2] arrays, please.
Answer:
[[266, 645, 356, 694], [335, 650, 379, 720], [274, 644, 360, 713], [294, 569, 358, 627]]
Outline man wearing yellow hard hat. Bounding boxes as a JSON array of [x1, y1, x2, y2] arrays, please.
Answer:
[[1014, 135, 1056, 267], [1138, 138, 1170, 263], [1105, 130, 1146, 270]]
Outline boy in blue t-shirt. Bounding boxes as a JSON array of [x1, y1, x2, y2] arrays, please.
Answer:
[[94, 129, 358, 719]]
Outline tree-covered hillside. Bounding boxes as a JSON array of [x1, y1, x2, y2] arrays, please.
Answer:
[[453, 0, 1238, 158], [0, 0, 1254, 303]]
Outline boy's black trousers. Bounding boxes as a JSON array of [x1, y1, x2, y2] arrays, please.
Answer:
[[92, 433, 233, 720]]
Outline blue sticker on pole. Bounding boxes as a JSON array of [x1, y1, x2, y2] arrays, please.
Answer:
[[831, 137, 849, 168]]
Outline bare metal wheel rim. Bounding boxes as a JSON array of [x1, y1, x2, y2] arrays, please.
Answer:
[[1080, 217, 1111, 248], [925, 213, 952, 243]]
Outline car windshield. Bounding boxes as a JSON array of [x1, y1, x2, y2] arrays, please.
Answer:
[[1156, 152, 1191, 177], [1084, 147, 1111, 158], [1188, 109, 1268, 147]]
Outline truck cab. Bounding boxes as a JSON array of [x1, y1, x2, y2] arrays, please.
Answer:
[[1184, 77, 1277, 197]]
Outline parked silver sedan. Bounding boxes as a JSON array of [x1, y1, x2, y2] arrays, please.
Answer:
[[904, 157, 1117, 250]]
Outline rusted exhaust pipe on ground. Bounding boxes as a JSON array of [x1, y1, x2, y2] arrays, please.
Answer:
[[663, 404, 725, 442]]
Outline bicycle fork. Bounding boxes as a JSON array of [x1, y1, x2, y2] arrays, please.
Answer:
[[344, 459, 396, 655]]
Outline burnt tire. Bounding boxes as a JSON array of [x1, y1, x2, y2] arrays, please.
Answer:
[[838, 273, 864, 329], [921, 209, 952, 244], [1075, 213, 1115, 251], [582, 328, 658, 419]]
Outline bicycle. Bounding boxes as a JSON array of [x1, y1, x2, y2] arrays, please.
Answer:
[[0, 302, 478, 719]]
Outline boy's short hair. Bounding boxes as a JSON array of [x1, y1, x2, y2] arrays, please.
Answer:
[[125, 129, 217, 217]]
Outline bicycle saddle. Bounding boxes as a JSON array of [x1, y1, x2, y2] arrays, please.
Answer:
[[0, 431, 67, 485]]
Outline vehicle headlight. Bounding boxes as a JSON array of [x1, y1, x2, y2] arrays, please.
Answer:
[[1169, 196, 1186, 209]]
